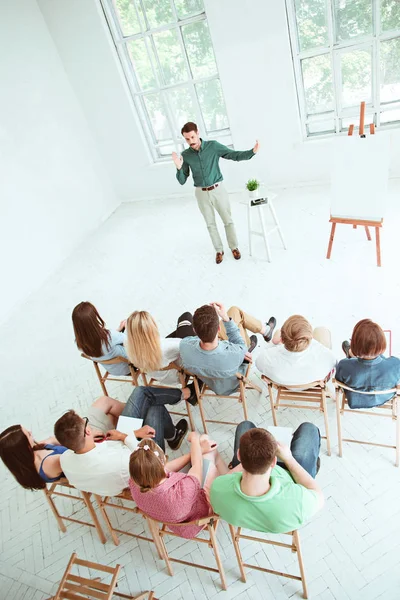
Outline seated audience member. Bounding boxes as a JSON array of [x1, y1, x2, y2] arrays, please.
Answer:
[[126, 310, 196, 390], [337, 319, 400, 408], [129, 432, 229, 539], [0, 396, 123, 490], [210, 421, 324, 534], [55, 386, 190, 496], [72, 301, 130, 376], [180, 302, 276, 396], [256, 315, 336, 385]]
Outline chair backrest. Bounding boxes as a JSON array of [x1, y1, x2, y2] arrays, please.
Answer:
[[81, 352, 130, 366], [262, 374, 328, 390], [334, 378, 400, 396], [53, 552, 120, 600]]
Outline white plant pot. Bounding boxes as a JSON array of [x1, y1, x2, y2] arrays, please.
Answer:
[[248, 188, 260, 199]]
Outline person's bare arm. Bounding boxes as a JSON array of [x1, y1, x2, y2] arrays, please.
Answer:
[[37, 436, 58, 445], [276, 443, 324, 509], [165, 453, 191, 473]]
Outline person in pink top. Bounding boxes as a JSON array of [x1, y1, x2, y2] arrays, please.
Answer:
[[129, 432, 231, 539]]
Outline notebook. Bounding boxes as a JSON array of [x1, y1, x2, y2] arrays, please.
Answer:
[[267, 426, 293, 447], [117, 415, 143, 436]]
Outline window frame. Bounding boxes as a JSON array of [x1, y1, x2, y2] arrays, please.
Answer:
[[100, 0, 231, 161], [286, 0, 400, 140]]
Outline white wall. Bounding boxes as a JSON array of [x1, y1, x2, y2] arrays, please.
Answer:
[[38, 0, 400, 203], [0, 0, 118, 323]]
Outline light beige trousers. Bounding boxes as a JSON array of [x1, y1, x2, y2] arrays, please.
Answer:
[[194, 183, 238, 252], [219, 306, 263, 346]]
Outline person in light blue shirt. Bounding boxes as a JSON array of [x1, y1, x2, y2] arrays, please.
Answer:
[[72, 301, 130, 376], [337, 319, 400, 408], [180, 302, 276, 396]]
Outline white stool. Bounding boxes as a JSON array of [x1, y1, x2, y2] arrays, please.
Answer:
[[246, 192, 286, 261]]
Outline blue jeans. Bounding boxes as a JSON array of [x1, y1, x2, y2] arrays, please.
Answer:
[[231, 421, 321, 478], [122, 386, 183, 451]]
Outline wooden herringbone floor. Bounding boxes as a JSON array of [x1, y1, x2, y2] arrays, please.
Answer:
[[1, 184, 400, 599]]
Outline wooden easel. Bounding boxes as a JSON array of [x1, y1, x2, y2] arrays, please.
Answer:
[[326, 102, 383, 267]]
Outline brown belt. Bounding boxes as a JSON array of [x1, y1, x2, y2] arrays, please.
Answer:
[[201, 183, 219, 191]]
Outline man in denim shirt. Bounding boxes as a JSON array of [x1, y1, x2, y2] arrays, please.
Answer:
[[180, 302, 276, 396]]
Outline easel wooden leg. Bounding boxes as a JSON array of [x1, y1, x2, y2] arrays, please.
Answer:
[[258, 206, 271, 262], [326, 222, 336, 259], [248, 203, 253, 257], [375, 227, 381, 267], [365, 226, 371, 240], [269, 199, 287, 249]]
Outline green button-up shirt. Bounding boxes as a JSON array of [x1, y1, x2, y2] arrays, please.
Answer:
[[176, 139, 255, 188]]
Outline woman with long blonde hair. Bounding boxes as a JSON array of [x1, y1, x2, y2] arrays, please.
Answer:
[[126, 310, 195, 386]]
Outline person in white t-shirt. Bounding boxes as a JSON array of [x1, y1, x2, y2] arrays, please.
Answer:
[[125, 310, 196, 389], [256, 315, 336, 385]]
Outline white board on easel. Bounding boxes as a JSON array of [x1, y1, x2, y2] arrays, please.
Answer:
[[330, 134, 390, 221]]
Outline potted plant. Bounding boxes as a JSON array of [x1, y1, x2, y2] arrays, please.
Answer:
[[246, 178, 260, 199]]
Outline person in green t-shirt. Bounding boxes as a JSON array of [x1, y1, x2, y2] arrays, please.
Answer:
[[172, 121, 259, 264], [210, 421, 324, 534]]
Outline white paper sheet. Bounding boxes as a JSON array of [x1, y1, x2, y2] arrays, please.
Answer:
[[330, 134, 390, 221], [267, 426, 293, 446], [117, 415, 143, 436]]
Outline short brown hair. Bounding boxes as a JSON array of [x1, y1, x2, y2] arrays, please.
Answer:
[[193, 305, 219, 343], [54, 410, 86, 452], [281, 315, 313, 352], [239, 428, 277, 475], [350, 319, 386, 358], [129, 439, 166, 493], [181, 121, 198, 135]]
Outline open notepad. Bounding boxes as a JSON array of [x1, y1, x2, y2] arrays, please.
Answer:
[[117, 415, 143, 436], [267, 426, 293, 447]]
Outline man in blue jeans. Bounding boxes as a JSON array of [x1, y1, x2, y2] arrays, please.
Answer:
[[210, 421, 324, 534]]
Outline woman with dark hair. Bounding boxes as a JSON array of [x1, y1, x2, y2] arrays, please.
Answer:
[[337, 319, 400, 408], [0, 426, 67, 490], [72, 301, 130, 376]]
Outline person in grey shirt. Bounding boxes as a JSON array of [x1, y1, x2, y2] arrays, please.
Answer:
[[180, 302, 276, 396]]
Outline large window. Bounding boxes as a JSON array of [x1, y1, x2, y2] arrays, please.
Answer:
[[101, 0, 231, 160], [286, 0, 400, 137]]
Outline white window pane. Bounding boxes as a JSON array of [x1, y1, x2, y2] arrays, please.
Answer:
[[381, 108, 400, 123], [127, 39, 157, 90], [381, 1, 400, 32], [334, 0, 372, 42], [196, 79, 229, 131], [153, 29, 187, 85], [114, 0, 141, 36], [307, 119, 335, 134], [174, 0, 204, 19], [167, 86, 196, 135], [294, 0, 328, 51], [380, 38, 400, 104], [301, 54, 334, 114], [340, 49, 372, 107], [142, 0, 173, 28], [143, 94, 172, 141], [182, 21, 217, 79]]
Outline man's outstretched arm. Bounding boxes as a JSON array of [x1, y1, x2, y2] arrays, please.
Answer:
[[214, 139, 260, 162]]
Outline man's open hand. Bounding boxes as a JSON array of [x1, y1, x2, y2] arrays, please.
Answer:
[[172, 152, 183, 169], [253, 140, 260, 153]]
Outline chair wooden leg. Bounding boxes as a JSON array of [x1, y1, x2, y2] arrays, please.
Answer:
[[194, 378, 208, 434], [44, 487, 67, 533], [185, 401, 196, 432], [157, 530, 174, 576], [81, 491, 107, 544], [336, 390, 343, 458], [94, 362, 108, 396], [229, 524, 246, 583], [321, 391, 331, 456], [268, 384, 278, 426], [95, 496, 120, 546], [240, 381, 249, 421], [208, 522, 227, 590], [395, 398, 400, 467], [146, 517, 164, 561], [364, 225, 371, 240], [293, 531, 308, 599]]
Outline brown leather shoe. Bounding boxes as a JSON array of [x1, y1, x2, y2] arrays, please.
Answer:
[[216, 251, 224, 264], [232, 248, 241, 260]]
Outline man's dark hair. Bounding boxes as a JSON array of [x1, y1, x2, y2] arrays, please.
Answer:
[[239, 428, 277, 475], [181, 122, 198, 135], [193, 305, 219, 343], [54, 410, 86, 453]]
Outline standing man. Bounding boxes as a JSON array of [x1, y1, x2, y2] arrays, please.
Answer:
[[172, 122, 259, 264]]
